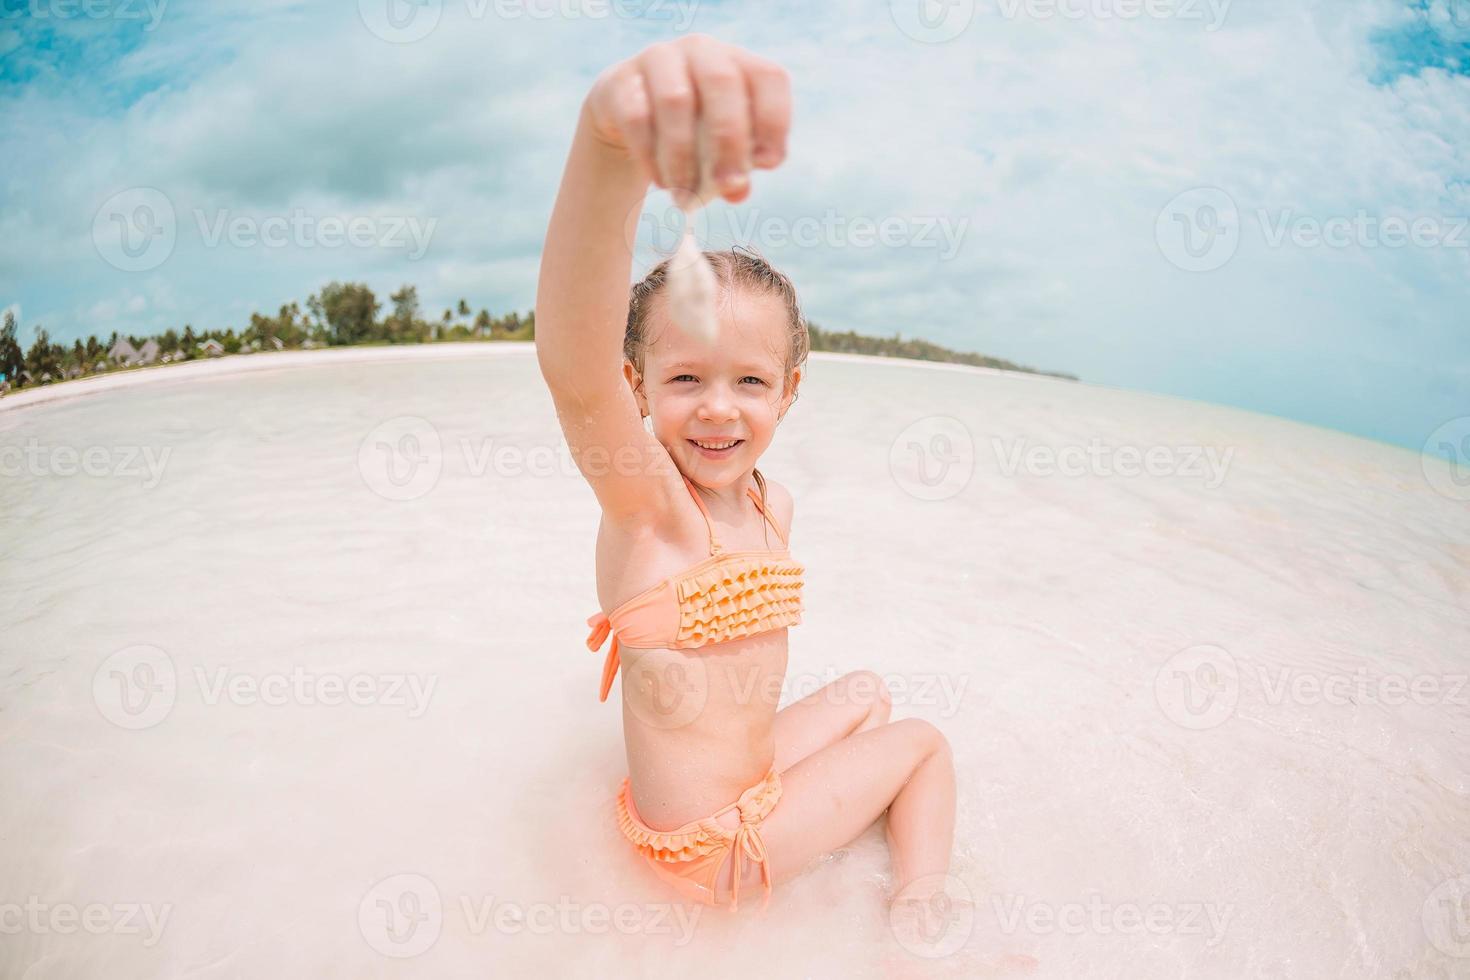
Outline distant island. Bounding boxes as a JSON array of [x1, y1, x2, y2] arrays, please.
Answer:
[[0, 280, 1076, 392]]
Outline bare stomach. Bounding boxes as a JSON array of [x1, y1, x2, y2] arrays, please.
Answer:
[[618, 629, 788, 829]]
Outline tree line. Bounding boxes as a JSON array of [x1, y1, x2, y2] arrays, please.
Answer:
[[0, 280, 1073, 390], [0, 282, 534, 388]]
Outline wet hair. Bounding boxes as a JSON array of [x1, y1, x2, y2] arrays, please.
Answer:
[[625, 246, 809, 535]]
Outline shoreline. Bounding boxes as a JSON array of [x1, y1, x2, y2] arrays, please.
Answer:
[[0, 343, 535, 413], [0, 344, 1427, 459], [0, 343, 1074, 414]]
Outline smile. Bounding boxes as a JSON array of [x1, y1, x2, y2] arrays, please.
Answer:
[[689, 438, 744, 456]]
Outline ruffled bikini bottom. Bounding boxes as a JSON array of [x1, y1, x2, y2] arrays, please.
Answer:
[[615, 768, 782, 912]]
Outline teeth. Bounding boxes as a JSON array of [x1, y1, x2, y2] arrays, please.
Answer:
[[694, 439, 739, 450]]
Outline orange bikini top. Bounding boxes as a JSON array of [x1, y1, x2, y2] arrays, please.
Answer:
[[585, 475, 805, 702]]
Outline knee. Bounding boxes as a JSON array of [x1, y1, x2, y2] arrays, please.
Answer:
[[894, 717, 951, 761], [844, 669, 892, 725]]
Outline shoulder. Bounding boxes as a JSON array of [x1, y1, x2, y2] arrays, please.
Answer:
[[762, 478, 795, 535]]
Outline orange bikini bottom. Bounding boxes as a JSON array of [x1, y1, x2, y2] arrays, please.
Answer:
[[615, 768, 782, 912]]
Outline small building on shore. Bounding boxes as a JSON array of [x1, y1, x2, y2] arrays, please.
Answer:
[[137, 339, 161, 365], [108, 338, 139, 366]]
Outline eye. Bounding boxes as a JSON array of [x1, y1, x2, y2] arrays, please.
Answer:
[[741, 376, 767, 386], [671, 374, 697, 383]]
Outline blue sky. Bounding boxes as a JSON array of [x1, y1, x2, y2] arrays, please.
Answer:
[[1, 0, 1466, 451]]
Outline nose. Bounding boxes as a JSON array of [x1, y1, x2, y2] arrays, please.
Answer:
[[697, 383, 739, 423]]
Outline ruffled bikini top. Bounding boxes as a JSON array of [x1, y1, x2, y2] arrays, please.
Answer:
[[585, 474, 805, 702]]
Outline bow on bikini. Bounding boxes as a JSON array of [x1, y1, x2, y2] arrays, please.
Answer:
[[728, 809, 774, 913], [585, 612, 620, 703]]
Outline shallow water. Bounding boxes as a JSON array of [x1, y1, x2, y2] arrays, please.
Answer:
[[1, 348, 1466, 979]]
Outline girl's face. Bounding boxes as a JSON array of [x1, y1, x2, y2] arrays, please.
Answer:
[[626, 287, 800, 488]]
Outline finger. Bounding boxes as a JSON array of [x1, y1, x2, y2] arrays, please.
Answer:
[[619, 67, 659, 187], [639, 43, 698, 203], [735, 51, 791, 169], [688, 41, 751, 200]]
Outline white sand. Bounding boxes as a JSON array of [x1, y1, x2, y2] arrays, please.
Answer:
[[0, 346, 1465, 979]]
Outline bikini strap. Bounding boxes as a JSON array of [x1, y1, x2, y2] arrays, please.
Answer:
[[745, 486, 789, 549], [681, 474, 723, 555], [681, 476, 789, 553]]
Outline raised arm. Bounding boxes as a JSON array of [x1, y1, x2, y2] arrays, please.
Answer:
[[534, 36, 791, 522]]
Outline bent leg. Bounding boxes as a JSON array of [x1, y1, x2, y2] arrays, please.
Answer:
[[714, 717, 955, 903], [772, 670, 892, 774]]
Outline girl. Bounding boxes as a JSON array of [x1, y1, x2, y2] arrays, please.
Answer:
[[535, 34, 957, 923]]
